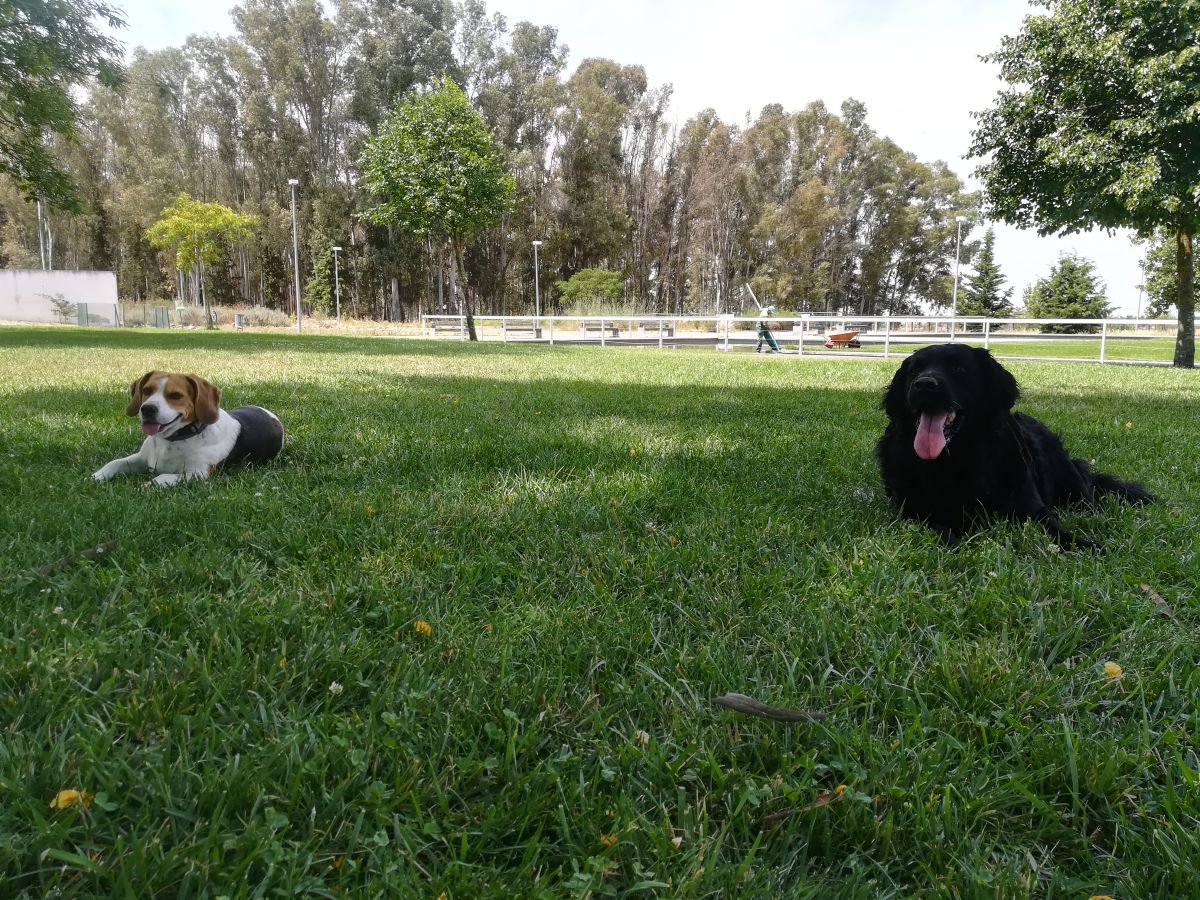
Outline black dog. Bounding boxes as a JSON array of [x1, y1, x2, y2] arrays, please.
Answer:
[[875, 344, 1151, 549]]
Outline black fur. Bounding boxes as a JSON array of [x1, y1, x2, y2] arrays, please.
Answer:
[[875, 344, 1152, 549]]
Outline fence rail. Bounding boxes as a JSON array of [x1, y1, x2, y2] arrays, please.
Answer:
[[420, 313, 1186, 366]]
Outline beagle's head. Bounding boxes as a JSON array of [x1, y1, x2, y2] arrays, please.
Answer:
[[126, 371, 221, 437]]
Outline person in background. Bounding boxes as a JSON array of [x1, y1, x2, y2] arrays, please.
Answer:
[[756, 303, 781, 353]]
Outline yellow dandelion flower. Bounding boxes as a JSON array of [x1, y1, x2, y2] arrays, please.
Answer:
[[49, 789, 92, 810], [1104, 661, 1123, 681], [1089, 896, 1116, 900], [833, 784, 847, 797], [331, 855, 344, 870], [599, 833, 617, 848], [414, 620, 433, 638], [1124, 422, 1132, 429], [366, 504, 375, 515], [629, 447, 637, 456]]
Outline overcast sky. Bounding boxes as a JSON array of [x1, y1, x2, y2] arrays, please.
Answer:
[[116, 0, 1149, 313]]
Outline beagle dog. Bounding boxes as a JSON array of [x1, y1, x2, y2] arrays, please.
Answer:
[[92, 371, 284, 487]]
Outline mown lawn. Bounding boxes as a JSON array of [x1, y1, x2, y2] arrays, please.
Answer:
[[1, 326, 1197, 898]]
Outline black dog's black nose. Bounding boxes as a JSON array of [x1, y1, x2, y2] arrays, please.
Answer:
[[140, 403, 156, 419], [911, 374, 938, 392]]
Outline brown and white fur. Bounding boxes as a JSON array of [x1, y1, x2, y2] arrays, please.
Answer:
[[92, 371, 284, 487]]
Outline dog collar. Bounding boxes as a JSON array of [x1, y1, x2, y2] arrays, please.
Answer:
[[165, 421, 210, 442]]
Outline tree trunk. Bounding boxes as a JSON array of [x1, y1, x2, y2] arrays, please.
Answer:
[[1175, 227, 1195, 368], [451, 238, 478, 341]]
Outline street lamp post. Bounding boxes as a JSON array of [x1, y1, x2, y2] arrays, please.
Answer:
[[332, 246, 343, 321], [288, 179, 302, 333], [531, 240, 543, 326], [950, 215, 967, 340]]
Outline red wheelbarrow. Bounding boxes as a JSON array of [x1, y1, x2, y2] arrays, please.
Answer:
[[823, 330, 862, 349]]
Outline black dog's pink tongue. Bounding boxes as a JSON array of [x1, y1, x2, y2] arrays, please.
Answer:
[[142, 422, 162, 436], [914, 411, 949, 460]]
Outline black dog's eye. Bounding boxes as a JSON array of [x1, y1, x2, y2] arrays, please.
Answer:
[[954, 365, 967, 375]]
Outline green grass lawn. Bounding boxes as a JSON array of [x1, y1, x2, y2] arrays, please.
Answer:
[[1, 326, 1198, 898]]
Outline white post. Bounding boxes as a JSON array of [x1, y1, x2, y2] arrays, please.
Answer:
[[288, 179, 302, 333], [1100, 320, 1108, 362], [883, 312, 891, 358], [502, 316, 508, 342], [658, 318, 664, 349], [549, 316, 555, 345], [600, 317, 606, 347], [983, 319, 990, 350], [724, 317, 731, 352], [798, 315, 805, 355]]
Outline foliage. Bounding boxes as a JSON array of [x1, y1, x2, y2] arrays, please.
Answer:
[[360, 77, 514, 241], [1, 327, 1197, 895], [1, 3, 977, 322], [970, 0, 1200, 366], [555, 267, 623, 308], [145, 193, 258, 273], [1022, 254, 1113, 333], [958, 228, 1013, 318], [42, 292, 75, 322], [304, 246, 335, 317], [0, 0, 125, 210], [1138, 230, 1177, 318]]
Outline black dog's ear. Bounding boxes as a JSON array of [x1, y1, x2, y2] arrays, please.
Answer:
[[881, 356, 912, 419], [973, 347, 1020, 411]]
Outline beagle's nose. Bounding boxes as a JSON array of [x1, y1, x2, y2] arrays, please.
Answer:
[[140, 402, 157, 419]]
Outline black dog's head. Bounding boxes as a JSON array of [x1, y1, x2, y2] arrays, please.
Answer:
[[882, 344, 1019, 461]]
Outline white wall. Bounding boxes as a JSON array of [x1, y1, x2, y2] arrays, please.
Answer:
[[0, 269, 120, 325]]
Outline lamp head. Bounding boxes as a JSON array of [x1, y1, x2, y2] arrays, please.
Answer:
[[288, 178, 299, 186]]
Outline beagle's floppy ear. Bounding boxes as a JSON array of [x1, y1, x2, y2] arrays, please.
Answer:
[[126, 372, 156, 417], [881, 355, 913, 420], [185, 375, 222, 424]]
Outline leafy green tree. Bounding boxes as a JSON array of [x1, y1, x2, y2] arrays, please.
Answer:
[[360, 76, 514, 340], [1022, 254, 1112, 333], [958, 228, 1013, 318], [304, 246, 335, 316], [971, 0, 1200, 367], [555, 267, 623, 311], [1138, 230, 1177, 318], [0, 0, 124, 210], [146, 193, 258, 328]]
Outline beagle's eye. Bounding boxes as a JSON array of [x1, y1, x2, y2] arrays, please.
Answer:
[[142, 386, 152, 394], [167, 392, 184, 401]]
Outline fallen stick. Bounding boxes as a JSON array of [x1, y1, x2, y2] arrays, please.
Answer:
[[711, 692, 829, 722], [36, 541, 118, 577]]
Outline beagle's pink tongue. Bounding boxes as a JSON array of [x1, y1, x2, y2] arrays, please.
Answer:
[[142, 422, 162, 436], [914, 411, 949, 460]]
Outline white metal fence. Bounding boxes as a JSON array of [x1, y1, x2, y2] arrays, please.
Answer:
[[420, 313, 1185, 366]]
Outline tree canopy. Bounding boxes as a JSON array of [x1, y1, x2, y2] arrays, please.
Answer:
[[361, 77, 515, 241], [958, 228, 1013, 318], [970, 0, 1200, 366], [0, 0, 980, 323], [1023, 254, 1112, 333], [0, 0, 125, 210]]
